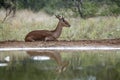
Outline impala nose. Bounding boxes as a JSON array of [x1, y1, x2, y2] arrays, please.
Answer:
[[68, 24, 71, 27]]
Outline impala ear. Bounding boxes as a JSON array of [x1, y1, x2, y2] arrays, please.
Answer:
[[62, 15, 64, 19], [55, 15, 62, 20], [62, 16, 65, 20]]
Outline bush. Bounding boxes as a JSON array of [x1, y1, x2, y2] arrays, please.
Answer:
[[1, 0, 120, 17], [110, 5, 120, 15], [82, 2, 98, 17]]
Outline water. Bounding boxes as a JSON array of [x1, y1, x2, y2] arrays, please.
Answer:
[[0, 50, 120, 80], [0, 46, 120, 51]]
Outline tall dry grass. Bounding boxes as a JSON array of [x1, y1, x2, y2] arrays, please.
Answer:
[[0, 10, 120, 41]]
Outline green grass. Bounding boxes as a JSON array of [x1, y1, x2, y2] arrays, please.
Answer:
[[0, 10, 120, 41]]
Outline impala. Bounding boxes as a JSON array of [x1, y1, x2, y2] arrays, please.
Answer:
[[25, 15, 70, 41]]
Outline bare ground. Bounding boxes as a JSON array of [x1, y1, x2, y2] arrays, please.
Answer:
[[0, 38, 120, 48]]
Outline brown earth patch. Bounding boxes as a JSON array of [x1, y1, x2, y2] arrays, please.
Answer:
[[0, 38, 120, 48]]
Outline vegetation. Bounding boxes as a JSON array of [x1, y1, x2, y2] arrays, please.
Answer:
[[0, 10, 120, 41], [0, 0, 120, 17], [16, 0, 120, 17], [0, 0, 120, 41]]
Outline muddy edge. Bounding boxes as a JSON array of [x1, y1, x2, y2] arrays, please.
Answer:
[[0, 39, 120, 48]]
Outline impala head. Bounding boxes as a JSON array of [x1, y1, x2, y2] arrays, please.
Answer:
[[56, 15, 70, 27]]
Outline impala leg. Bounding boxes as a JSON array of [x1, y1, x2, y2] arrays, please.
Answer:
[[25, 37, 35, 42], [45, 36, 57, 41]]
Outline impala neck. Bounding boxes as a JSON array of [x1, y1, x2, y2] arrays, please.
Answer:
[[52, 22, 63, 38]]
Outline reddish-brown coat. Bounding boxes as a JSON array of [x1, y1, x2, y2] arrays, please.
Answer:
[[25, 15, 70, 42]]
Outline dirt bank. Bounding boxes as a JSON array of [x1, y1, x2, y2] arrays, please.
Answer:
[[0, 39, 120, 48]]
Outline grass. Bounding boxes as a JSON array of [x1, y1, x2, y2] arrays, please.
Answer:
[[0, 10, 120, 41]]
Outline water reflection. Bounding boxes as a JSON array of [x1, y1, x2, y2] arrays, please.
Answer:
[[0, 51, 120, 80], [0, 56, 9, 67], [27, 51, 69, 73]]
